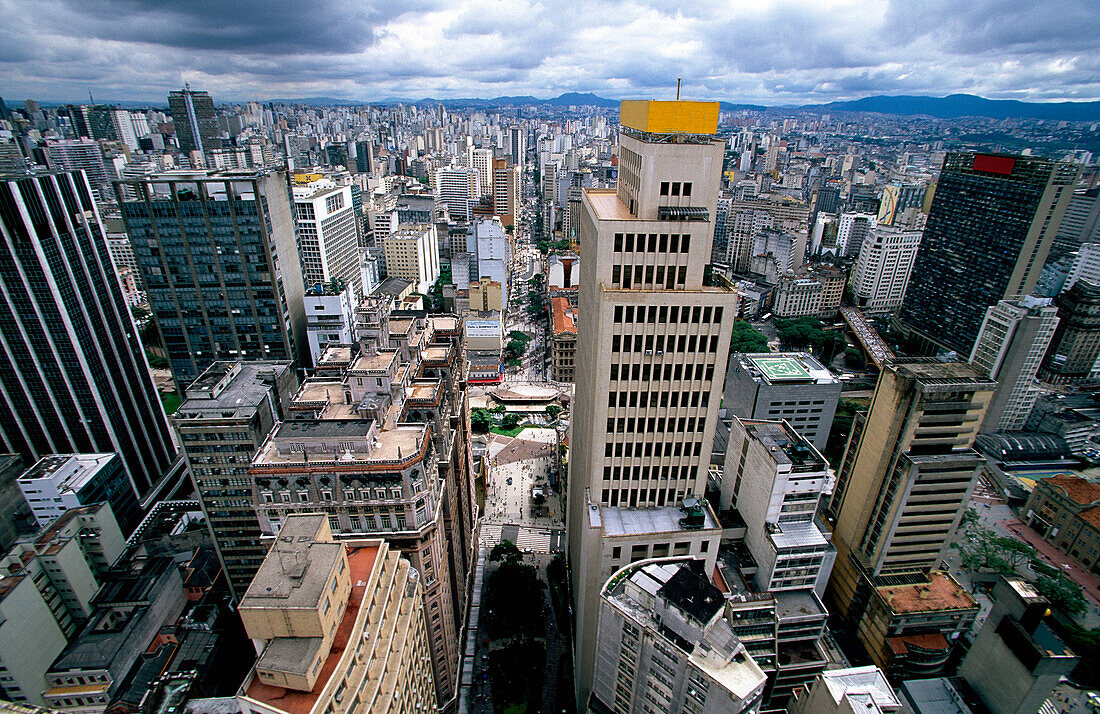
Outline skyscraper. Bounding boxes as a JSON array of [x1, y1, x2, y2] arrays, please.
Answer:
[[969, 296, 1059, 432], [115, 169, 307, 387], [826, 360, 994, 674], [850, 225, 922, 314], [291, 176, 363, 299], [168, 86, 221, 156], [899, 152, 1078, 355], [0, 171, 182, 504], [1039, 279, 1100, 384], [172, 361, 298, 599], [567, 100, 739, 708]]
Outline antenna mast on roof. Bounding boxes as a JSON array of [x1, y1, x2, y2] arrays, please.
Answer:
[[676, 78, 682, 101]]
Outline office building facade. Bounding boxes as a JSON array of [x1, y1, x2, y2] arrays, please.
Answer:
[[0, 171, 181, 503], [826, 360, 994, 676], [168, 87, 220, 157], [899, 152, 1077, 355], [172, 361, 298, 599], [238, 516, 436, 714], [851, 226, 922, 314], [116, 169, 307, 387], [292, 178, 362, 299], [1039, 279, 1100, 384], [723, 353, 841, 450], [567, 100, 739, 709], [969, 296, 1059, 432]]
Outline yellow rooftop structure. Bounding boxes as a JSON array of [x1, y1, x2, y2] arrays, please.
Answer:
[[619, 100, 719, 135]]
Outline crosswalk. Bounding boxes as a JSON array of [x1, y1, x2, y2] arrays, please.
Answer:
[[479, 523, 554, 553]]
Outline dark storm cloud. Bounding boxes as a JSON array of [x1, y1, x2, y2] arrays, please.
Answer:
[[0, 0, 1096, 104]]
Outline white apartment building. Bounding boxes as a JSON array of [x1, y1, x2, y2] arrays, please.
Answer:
[[835, 212, 877, 257], [720, 419, 835, 596], [567, 101, 739, 710], [383, 225, 441, 295], [434, 166, 480, 221], [590, 559, 767, 714], [851, 226, 922, 313], [303, 284, 356, 367], [970, 296, 1059, 433], [1065, 242, 1100, 293], [292, 178, 363, 300], [468, 147, 493, 200]]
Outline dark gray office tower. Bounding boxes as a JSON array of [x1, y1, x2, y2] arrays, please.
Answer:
[[172, 361, 298, 599], [354, 140, 374, 173], [0, 171, 182, 503], [115, 169, 307, 387], [168, 87, 221, 156], [899, 152, 1078, 356]]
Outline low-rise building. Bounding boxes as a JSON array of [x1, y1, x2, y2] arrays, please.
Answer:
[[788, 665, 900, 714], [238, 515, 436, 714], [857, 572, 979, 678], [723, 353, 841, 450], [590, 558, 767, 714], [18, 454, 141, 535], [959, 576, 1076, 714], [1022, 473, 1100, 574], [551, 296, 577, 382]]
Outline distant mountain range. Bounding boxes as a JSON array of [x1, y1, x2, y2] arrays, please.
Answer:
[[29, 92, 1100, 121]]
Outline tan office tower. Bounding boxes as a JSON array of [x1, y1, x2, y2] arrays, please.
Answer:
[[567, 100, 739, 709], [825, 360, 995, 674]]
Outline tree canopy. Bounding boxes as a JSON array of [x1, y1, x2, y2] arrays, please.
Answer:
[[729, 320, 769, 354]]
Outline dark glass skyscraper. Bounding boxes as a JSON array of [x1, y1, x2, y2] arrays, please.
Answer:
[[115, 169, 306, 387], [168, 87, 221, 156], [0, 170, 182, 502], [899, 152, 1078, 355]]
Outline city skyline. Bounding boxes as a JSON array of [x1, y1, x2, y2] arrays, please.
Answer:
[[1, 0, 1098, 105]]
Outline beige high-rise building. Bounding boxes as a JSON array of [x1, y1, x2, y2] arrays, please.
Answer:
[[567, 100, 740, 709], [383, 225, 441, 295], [238, 514, 436, 714], [825, 360, 995, 675]]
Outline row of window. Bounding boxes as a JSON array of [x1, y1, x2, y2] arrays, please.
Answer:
[[610, 362, 715, 382], [613, 232, 691, 253], [613, 263, 687, 290], [612, 333, 719, 355], [608, 390, 709, 409], [615, 304, 723, 324]]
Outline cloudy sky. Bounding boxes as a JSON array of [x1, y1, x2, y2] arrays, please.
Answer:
[[1, 0, 1097, 105]]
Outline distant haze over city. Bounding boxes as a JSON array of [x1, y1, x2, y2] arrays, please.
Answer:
[[1, 0, 1097, 106]]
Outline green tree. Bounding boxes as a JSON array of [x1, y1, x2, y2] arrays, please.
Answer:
[[729, 320, 769, 353], [546, 404, 562, 420], [844, 347, 866, 368], [490, 539, 523, 563], [471, 408, 492, 433], [1036, 573, 1086, 616], [501, 413, 521, 430]]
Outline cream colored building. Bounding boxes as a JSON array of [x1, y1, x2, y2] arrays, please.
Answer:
[[469, 277, 503, 313], [239, 514, 436, 714], [383, 225, 441, 295], [566, 100, 740, 710]]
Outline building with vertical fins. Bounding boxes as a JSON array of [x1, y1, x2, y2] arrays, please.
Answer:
[[969, 296, 1059, 432], [898, 152, 1078, 356], [168, 87, 221, 157], [0, 170, 183, 505], [115, 169, 307, 388], [567, 100, 740, 710]]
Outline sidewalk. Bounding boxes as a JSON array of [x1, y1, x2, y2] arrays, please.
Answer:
[[1000, 518, 1100, 606]]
